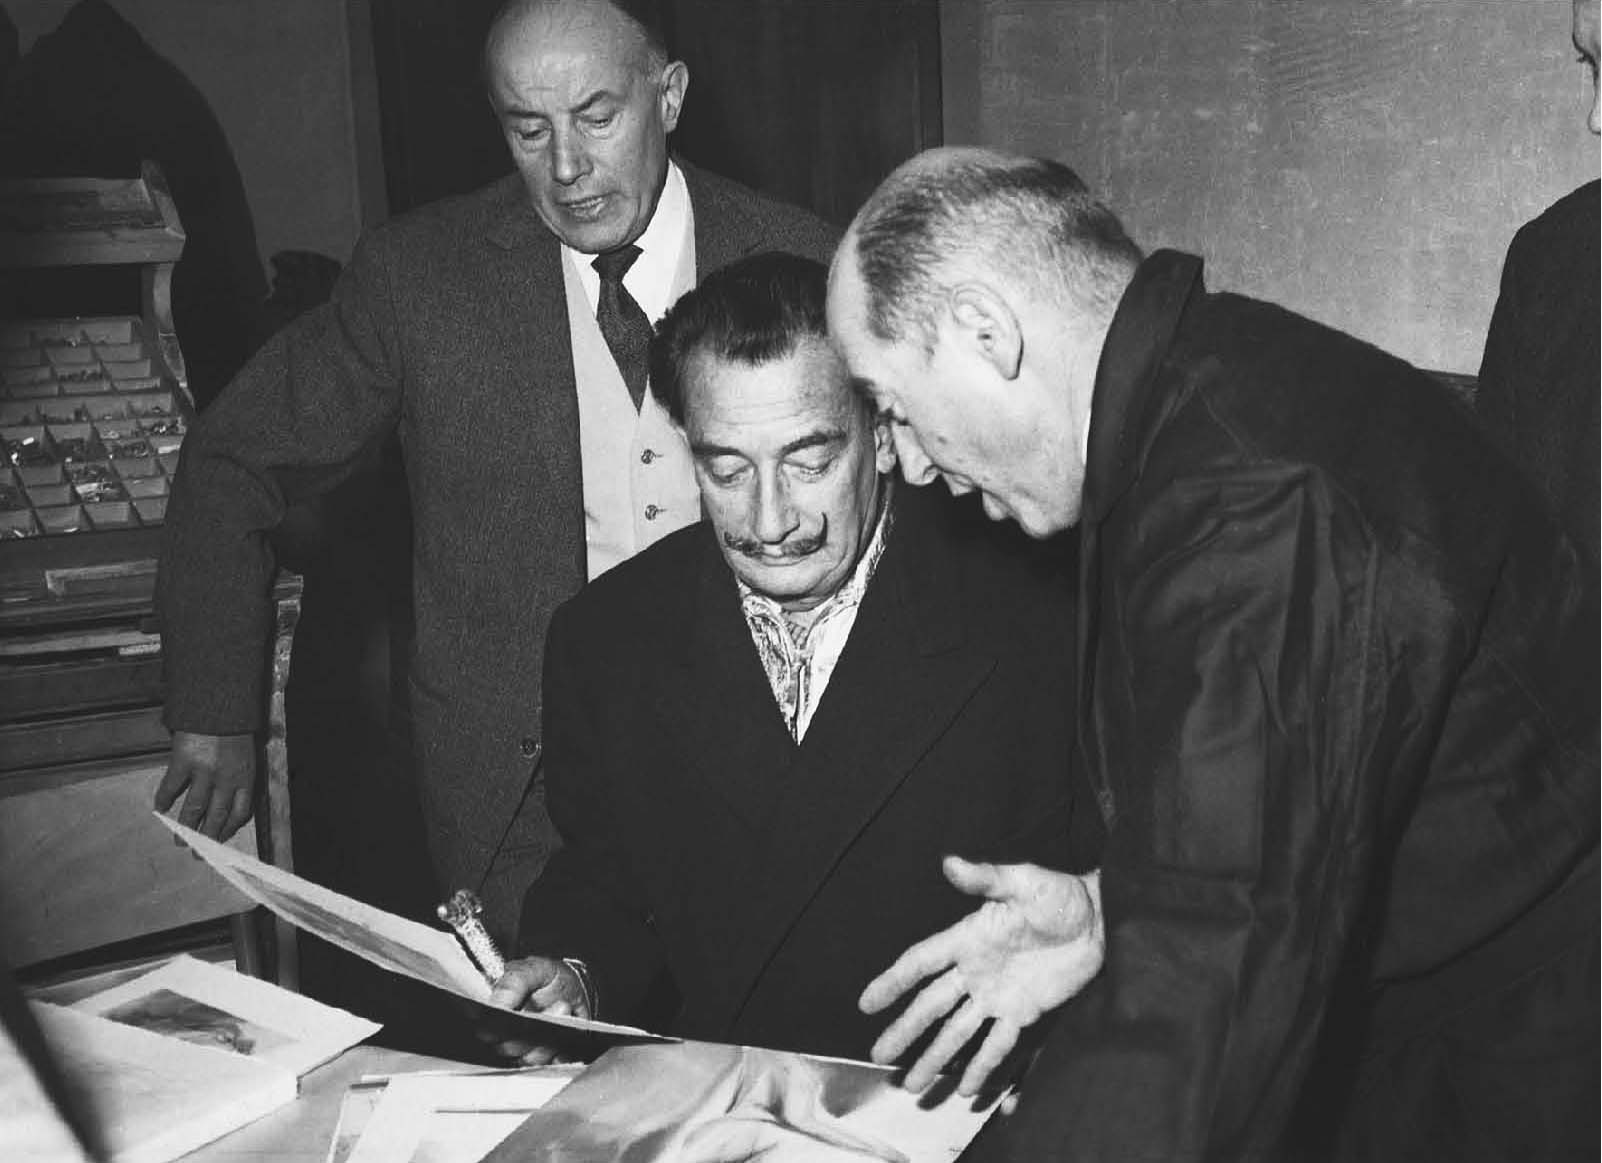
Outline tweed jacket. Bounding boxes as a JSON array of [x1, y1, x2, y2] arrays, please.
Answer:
[[982, 251, 1599, 1162], [158, 163, 839, 911], [518, 486, 1095, 1061]]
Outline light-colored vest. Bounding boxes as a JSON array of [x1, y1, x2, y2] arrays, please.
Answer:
[[562, 227, 701, 580]]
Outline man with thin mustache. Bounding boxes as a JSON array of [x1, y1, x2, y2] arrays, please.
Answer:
[[482, 252, 1101, 1067]]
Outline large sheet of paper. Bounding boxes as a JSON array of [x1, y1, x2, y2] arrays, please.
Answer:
[[482, 1041, 1005, 1163], [73, 954, 380, 1077], [153, 812, 669, 1041]]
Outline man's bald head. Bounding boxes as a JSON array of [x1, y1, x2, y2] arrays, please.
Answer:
[[487, 0, 667, 74], [484, 0, 686, 254], [483, 0, 666, 82], [838, 146, 1142, 351]]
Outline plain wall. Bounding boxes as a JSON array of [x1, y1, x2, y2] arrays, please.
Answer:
[[941, 0, 1600, 373], [6, 0, 384, 271]]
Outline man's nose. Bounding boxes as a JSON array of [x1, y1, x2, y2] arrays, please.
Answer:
[[550, 129, 590, 186], [753, 475, 799, 544], [893, 427, 938, 486]]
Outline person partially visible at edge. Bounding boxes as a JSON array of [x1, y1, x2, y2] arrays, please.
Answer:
[[1475, 0, 1600, 567], [152, 0, 837, 939], [481, 252, 1102, 1071], [826, 146, 1598, 1162]]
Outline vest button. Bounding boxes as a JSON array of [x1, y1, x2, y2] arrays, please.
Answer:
[[519, 736, 539, 758], [640, 449, 656, 464]]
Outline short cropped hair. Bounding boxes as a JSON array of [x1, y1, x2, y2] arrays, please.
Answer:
[[650, 252, 831, 425], [850, 153, 1144, 348]]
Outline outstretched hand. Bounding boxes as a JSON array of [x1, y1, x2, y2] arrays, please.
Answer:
[[859, 857, 1103, 1097]]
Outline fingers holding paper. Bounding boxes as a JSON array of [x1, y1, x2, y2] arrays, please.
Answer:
[[483, 955, 590, 1065], [860, 857, 1104, 1095], [154, 730, 257, 841]]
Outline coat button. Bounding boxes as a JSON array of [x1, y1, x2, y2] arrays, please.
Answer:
[[519, 736, 539, 758]]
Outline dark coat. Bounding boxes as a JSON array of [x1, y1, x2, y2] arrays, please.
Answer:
[[1476, 179, 1599, 567], [981, 251, 1599, 1162], [518, 486, 1094, 1061], [158, 164, 839, 921]]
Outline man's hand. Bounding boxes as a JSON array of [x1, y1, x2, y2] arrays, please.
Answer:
[[153, 731, 258, 840], [859, 857, 1104, 1097], [483, 956, 590, 1065]]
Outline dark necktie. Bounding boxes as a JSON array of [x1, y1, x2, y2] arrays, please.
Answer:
[[593, 245, 652, 410]]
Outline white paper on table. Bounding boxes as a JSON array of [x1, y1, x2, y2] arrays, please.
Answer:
[[27, 1001, 296, 1163], [482, 1041, 1006, 1163], [343, 1067, 582, 1163], [153, 812, 668, 1041], [72, 954, 380, 1077]]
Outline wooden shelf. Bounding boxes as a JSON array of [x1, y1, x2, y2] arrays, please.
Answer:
[[0, 160, 184, 269]]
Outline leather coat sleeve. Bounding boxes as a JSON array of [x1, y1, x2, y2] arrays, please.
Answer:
[[158, 229, 407, 734], [517, 602, 669, 1023], [991, 468, 1390, 1163], [1474, 233, 1524, 441]]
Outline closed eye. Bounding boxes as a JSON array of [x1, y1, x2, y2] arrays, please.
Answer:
[[702, 456, 749, 486], [789, 457, 834, 479]]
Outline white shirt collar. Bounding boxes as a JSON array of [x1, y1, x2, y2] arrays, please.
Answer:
[[562, 160, 690, 325]]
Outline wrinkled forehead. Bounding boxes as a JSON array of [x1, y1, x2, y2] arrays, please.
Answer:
[[685, 340, 867, 437], [824, 250, 888, 376], [824, 239, 865, 323], [825, 255, 920, 413]]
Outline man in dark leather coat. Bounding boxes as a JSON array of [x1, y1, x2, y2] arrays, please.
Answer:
[[828, 147, 1598, 1162]]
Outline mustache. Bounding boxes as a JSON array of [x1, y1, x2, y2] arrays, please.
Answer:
[[724, 517, 829, 560]]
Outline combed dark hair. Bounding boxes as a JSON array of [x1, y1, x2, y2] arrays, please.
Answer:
[[650, 252, 829, 425], [850, 153, 1143, 347]]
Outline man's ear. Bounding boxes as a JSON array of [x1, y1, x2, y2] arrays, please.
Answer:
[[872, 411, 897, 475], [660, 61, 689, 131], [947, 283, 1023, 381]]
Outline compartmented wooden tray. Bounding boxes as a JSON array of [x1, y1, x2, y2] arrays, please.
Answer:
[[2, 314, 186, 540]]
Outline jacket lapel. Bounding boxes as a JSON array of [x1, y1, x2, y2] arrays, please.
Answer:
[[480, 177, 584, 520], [714, 493, 998, 1030], [654, 529, 800, 831]]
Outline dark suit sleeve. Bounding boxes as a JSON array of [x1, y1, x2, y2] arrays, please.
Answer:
[[157, 229, 407, 733], [994, 470, 1384, 1163], [518, 603, 669, 1023]]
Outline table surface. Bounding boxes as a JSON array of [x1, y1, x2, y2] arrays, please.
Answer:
[[182, 1045, 470, 1162]]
